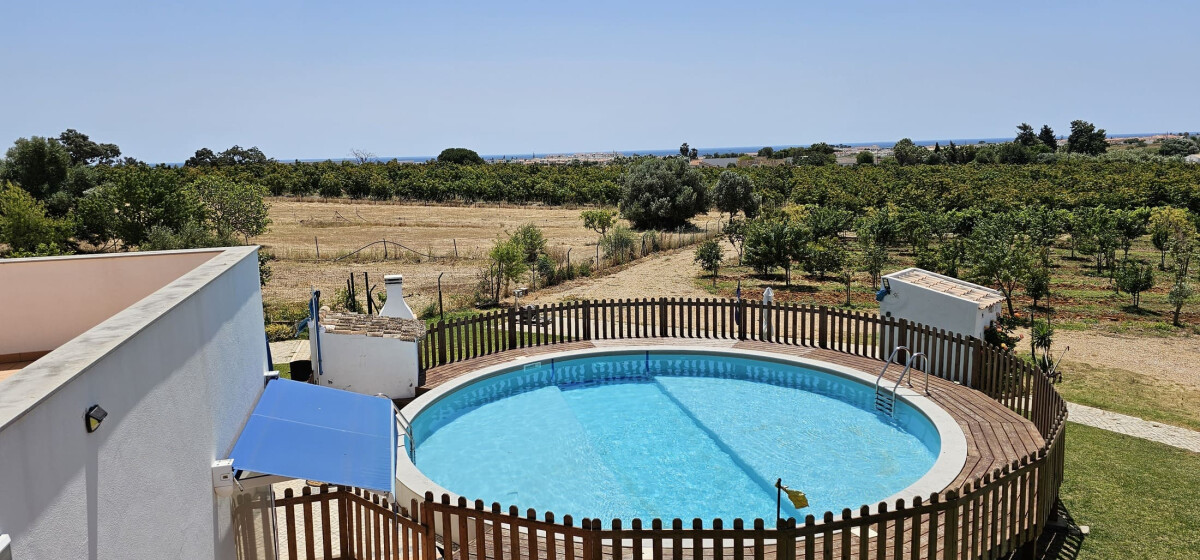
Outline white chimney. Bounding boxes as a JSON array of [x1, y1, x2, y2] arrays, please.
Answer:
[[379, 274, 416, 319]]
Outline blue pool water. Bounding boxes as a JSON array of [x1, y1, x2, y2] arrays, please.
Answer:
[[411, 352, 939, 524]]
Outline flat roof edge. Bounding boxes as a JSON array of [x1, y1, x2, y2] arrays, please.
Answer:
[[0, 246, 260, 431], [884, 267, 1005, 305]]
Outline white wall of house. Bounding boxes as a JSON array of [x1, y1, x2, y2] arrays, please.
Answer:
[[0, 247, 267, 560], [314, 332, 420, 399]]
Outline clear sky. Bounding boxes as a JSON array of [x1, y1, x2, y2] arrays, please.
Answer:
[[3, 1, 1198, 163]]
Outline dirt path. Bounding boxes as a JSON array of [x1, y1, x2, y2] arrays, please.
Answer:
[[530, 241, 731, 304], [1053, 330, 1200, 389]]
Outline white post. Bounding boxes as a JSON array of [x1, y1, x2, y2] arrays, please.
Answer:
[[762, 287, 774, 339]]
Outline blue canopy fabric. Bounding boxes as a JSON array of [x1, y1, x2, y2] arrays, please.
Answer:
[[229, 379, 396, 494]]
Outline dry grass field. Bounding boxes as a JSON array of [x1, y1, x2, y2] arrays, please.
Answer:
[[254, 198, 721, 312]]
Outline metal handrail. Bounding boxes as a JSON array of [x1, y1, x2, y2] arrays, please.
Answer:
[[894, 352, 930, 396], [396, 408, 416, 461], [873, 345, 909, 396]]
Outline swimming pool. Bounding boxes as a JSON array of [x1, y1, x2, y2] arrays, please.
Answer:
[[401, 348, 965, 525]]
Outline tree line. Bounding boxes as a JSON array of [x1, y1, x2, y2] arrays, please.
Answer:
[[0, 132, 270, 263]]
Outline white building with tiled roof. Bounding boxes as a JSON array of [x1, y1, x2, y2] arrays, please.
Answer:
[[878, 267, 1005, 339]]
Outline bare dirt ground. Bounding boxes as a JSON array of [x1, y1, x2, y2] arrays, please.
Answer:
[[1053, 330, 1200, 389], [529, 241, 733, 303], [255, 198, 720, 311]]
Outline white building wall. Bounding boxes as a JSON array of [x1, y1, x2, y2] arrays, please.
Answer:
[[879, 279, 1002, 339], [0, 248, 267, 560], [314, 332, 420, 399]]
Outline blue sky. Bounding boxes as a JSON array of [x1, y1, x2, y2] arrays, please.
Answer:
[[2, 1, 1197, 163]]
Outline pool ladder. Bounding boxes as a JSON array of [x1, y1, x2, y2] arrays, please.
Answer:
[[873, 347, 930, 417]]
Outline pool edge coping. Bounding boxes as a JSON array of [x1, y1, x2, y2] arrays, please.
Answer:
[[395, 345, 969, 521]]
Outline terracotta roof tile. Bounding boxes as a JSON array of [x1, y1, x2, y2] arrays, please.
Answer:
[[318, 311, 426, 341]]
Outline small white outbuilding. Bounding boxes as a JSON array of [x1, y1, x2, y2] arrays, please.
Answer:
[[310, 274, 425, 398], [877, 267, 1005, 340]]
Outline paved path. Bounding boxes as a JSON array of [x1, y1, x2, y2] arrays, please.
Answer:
[[1067, 402, 1200, 453], [268, 339, 308, 364]]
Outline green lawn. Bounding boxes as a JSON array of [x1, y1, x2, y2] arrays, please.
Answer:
[[424, 309, 564, 366], [1039, 423, 1200, 559]]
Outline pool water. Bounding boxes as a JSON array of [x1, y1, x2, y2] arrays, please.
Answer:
[[411, 352, 939, 525]]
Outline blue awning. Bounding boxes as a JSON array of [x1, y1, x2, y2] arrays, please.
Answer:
[[229, 379, 397, 495]]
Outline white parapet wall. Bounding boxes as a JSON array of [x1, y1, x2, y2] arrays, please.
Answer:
[[0, 247, 268, 560]]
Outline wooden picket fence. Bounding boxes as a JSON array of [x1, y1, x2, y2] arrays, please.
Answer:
[[266, 298, 1066, 560]]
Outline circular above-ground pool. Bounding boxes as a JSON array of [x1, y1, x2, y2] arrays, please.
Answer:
[[400, 348, 965, 525]]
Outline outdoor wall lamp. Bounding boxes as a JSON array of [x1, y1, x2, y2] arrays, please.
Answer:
[[84, 404, 108, 433]]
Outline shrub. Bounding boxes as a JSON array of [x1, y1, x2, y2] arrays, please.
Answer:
[[1159, 137, 1199, 157], [0, 182, 72, 255], [536, 253, 557, 287], [601, 224, 637, 264], [417, 300, 439, 320], [265, 323, 294, 342], [334, 286, 363, 313], [694, 240, 723, 285]]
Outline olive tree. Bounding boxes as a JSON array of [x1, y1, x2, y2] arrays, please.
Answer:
[[713, 171, 759, 219], [619, 157, 710, 230]]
